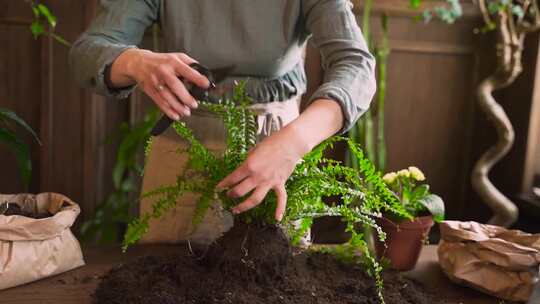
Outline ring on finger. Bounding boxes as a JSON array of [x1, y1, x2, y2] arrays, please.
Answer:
[[156, 84, 166, 92]]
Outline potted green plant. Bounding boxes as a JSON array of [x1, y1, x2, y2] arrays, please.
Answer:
[[0, 2, 60, 190], [375, 166, 445, 271], [0, 107, 40, 188]]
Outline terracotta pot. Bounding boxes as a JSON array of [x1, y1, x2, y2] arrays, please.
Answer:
[[375, 215, 434, 271]]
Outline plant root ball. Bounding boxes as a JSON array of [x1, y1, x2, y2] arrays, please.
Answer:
[[202, 222, 291, 283]]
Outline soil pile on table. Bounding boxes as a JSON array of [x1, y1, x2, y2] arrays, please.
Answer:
[[94, 223, 444, 304]]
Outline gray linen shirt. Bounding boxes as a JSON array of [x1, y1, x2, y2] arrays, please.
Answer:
[[69, 0, 376, 132]]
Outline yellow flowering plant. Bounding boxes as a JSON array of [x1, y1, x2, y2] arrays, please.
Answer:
[[382, 167, 445, 222]]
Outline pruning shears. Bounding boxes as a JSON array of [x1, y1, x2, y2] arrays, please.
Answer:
[[150, 63, 235, 136]]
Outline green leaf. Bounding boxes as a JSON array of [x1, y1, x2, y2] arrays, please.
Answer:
[[123, 217, 150, 251], [120, 177, 136, 192], [32, 6, 40, 18], [410, 0, 421, 9], [37, 4, 57, 28], [0, 128, 32, 187], [422, 10, 433, 23], [512, 6, 525, 19], [421, 0, 463, 24], [487, 2, 502, 14], [381, 13, 389, 33], [0, 108, 41, 145], [417, 194, 445, 222], [30, 21, 44, 39], [411, 184, 430, 201], [112, 162, 126, 189]]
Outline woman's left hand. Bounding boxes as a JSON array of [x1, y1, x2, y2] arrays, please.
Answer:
[[216, 99, 344, 222], [215, 126, 308, 221]]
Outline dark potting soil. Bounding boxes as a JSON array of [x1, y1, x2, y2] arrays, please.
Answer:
[[0, 202, 52, 219], [94, 223, 445, 304]]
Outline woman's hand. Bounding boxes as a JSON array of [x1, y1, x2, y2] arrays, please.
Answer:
[[111, 49, 210, 121], [216, 99, 344, 221], [216, 125, 309, 221]]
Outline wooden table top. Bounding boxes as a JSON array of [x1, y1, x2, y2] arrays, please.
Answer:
[[1, 245, 499, 304]]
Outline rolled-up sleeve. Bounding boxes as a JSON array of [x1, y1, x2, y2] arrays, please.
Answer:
[[69, 0, 160, 99], [302, 0, 376, 133]]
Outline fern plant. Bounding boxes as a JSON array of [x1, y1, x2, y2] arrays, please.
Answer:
[[123, 82, 411, 303]]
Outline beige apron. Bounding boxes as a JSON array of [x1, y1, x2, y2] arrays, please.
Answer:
[[140, 97, 300, 244]]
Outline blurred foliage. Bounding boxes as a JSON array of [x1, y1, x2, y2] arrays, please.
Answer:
[[348, 0, 389, 173], [0, 108, 41, 188], [414, 0, 463, 24], [80, 110, 160, 243], [27, 0, 71, 47], [411, 0, 525, 30], [0, 1, 66, 189]]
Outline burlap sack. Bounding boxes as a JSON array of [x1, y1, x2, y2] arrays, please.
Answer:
[[0, 193, 85, 290], [438, 220, 540, 302], [140, 97, 300, 244]]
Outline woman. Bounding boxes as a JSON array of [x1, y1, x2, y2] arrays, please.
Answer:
[[70, 0, 376, 244]]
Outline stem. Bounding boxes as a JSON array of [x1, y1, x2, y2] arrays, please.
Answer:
[[47, 32, 71, 47], [352, 117, 365, 171], [348, 0, 374, 170], [362, 0, 373, 48], [364, 108, 375, 164], [362, 0, 376, 165], [347, 0, 373, 170], [375, 14, 390, 172], [347, 120, 358, 169]]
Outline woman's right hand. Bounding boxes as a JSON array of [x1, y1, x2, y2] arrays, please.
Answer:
[[111, 49, 211, 121]]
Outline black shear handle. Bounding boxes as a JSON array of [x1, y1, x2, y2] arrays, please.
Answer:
[[150, 63, 214, 137]]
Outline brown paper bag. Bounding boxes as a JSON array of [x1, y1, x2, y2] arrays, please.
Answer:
[[438, 220, 540, 302], [0, 193, 85, 290]]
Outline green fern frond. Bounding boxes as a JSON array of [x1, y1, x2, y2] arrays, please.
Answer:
[[141, 185, 180, 199], [192, 191, 215, 227], [122, 216, 151, 251], [173, 121, 218, 172], [122, 179, 200, 250], [144, 137, 153, 157], [347, 139, 411, 219]]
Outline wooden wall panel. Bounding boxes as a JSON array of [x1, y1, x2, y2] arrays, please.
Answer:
[[0, 1, 42, 192], [384, 51, 477, 219], [354, 1, 484, 219], [0, 0, 128, 228], [44, 0, 129, 226], [39, 0, 97, 226]]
